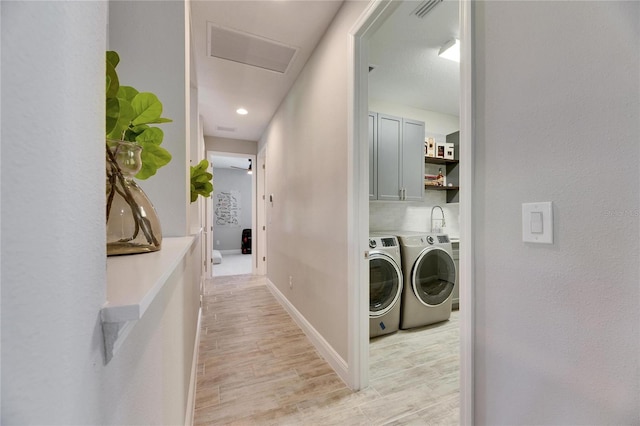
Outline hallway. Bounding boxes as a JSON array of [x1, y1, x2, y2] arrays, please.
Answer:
[[194, 274, 459, 425]]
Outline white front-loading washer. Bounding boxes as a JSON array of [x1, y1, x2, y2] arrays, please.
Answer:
[[368, 235, 403, 338], [394, 231, 456, 330]]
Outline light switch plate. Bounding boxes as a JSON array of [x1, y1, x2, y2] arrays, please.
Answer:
[[522, 202, 553, 244]]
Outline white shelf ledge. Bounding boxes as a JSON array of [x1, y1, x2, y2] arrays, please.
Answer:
[[101, 235, 198, 362]]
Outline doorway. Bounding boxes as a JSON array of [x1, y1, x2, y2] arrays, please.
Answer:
[[349, 0, 473, 423], [208, 151, 257, 277]]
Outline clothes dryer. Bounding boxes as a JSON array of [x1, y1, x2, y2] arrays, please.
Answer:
[[368, 235, 403, 338], [394, 231, 456, 329]]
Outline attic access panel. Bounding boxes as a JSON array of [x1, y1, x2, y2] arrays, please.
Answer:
[[208, 23, 298, 74]]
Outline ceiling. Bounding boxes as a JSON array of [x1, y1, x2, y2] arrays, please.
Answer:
[[191, 0, 344, 142], [369, 0, 460, 116], [191, 0, 459, 145]]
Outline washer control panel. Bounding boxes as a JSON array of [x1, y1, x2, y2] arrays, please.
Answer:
[[369, 236, 398, 249]]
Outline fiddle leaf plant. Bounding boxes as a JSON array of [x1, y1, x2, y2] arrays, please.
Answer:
[[106, 51, 172, 179], [190, 159, 214, 203]]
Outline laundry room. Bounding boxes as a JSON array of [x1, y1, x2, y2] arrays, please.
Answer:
[[367, 0, 461, 241], [366, 0, 461, 421]]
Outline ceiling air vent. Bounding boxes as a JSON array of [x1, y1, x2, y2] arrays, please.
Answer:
[[208, 23, 298, 74], [411, 0, 443, 18], [216, 126, 236, 133]]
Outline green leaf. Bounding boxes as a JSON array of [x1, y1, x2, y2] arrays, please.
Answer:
[[118, 86, 138, 103], [197, 159, 208, 170], [105, 52, 119, 99], [194, 174, 210, 183], [105, 97, 120, 135], [201, 182, 213, 193], [106, 98, 134, 140], [128, 124, 149, 135], [135, 127, 164, 145], [189, 159, 213, 202], [136, 143, 172, 179], [106, 51, 120, 68], [106, 51, 173, 180], [131, 93, 163, 126]]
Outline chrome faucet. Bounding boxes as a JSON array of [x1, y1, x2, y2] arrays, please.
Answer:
[[430, 205, 445, 233]]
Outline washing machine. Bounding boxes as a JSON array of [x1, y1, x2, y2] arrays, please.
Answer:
[[394, 231, 456, 329], [368, 235, 403, 338]]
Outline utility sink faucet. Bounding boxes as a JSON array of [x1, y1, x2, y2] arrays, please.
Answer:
[[430, 205, 445, 233]]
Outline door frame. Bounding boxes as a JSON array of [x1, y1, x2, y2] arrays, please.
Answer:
[[256, 145, 267, 276], [347, 1, 474, 423], [207, 150, 258, 276]]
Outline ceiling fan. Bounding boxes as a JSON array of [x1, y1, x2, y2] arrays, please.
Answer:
[[230, 159, 252, 174]]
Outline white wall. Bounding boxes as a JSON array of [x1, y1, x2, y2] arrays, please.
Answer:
[[205, 136, 257, 156], [1, 2, 107, 423], [473, 1, 639, 424], [370, 194, 460, 238], [212, 168, 253, 251], [102, 241, 201, 425], [258, 0, 368, 361], [109, 0, 190, 238], [2, 2, 201, 424]]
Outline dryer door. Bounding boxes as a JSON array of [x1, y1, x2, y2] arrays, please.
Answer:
[[369, 252, 403, 317], [411, 247, 456, 307]]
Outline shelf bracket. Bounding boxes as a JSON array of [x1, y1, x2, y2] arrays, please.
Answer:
[[101, 318, 137, 364]]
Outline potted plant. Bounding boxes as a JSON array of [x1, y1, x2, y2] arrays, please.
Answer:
[[190, 159, 214, 203], [105, 51, 172, 255]]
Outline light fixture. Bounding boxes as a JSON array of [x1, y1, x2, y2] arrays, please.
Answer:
[[236, 108, 248, 115], [247, 159, 252, 175], [438, 38, 460, 62]]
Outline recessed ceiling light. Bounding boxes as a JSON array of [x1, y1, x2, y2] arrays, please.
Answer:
[[236, 108, 248, 115]]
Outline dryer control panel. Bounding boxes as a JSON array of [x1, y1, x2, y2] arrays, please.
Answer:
[[425, 235, 450, 245]]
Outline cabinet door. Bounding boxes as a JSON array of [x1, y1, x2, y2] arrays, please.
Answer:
[[401, 119, 425, 201], [376, 114, 402, 201], [368, 112, 377, 200]]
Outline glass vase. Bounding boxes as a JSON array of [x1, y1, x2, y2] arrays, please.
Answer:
[[106, 140, 162, 255]]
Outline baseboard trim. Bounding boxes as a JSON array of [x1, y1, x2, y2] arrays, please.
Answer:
[[219, 249, 241, 255], [265, 278, 349, 385], [184, 305, 202, 426]]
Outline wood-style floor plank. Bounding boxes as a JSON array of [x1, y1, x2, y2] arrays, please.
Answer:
[[194, 274, 459, 425]]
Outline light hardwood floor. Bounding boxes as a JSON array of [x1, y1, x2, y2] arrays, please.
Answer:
[[194, 274, 459, 425]]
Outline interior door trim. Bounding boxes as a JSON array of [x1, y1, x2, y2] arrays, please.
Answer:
[[347, 1, 475, 423], [458, 2, 475, 423]]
